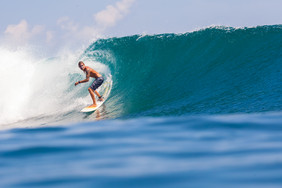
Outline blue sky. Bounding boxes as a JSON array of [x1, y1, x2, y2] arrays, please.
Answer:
[[0, 0, 281, 50]]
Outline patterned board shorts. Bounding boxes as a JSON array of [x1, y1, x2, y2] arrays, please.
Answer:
[[90, 76, 104, 91]]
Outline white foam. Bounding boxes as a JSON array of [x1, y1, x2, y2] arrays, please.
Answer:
[[0, 46, 111, 125]]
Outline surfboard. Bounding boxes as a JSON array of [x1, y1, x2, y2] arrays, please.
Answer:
[[81, 101, 104, 112], [81, 75, 112, 113]]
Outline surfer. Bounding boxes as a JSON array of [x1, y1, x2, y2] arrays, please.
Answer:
[[75, 61, 104, 108]]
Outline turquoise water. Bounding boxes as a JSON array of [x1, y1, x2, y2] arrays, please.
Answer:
[[84, 25, 282, 117], [1, 25, 282, 187]]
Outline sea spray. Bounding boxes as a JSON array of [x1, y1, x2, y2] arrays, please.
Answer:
[[0, 47, 112, 125]]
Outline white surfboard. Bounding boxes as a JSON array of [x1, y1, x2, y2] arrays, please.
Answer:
[[81, 76, 112, 113], [81, 102, 104, 112]]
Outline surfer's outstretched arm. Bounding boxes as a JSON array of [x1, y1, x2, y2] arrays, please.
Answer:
[[75, 69, 90, 86]]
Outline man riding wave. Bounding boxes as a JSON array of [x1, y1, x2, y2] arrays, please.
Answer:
[[75, 61, 104, 108]]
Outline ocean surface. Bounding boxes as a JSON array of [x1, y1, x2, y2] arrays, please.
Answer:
[[1, 25, 282, 187]]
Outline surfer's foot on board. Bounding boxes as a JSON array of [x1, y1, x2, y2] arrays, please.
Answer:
[[98, 96, 104, 101], [88, 104, 97, 108]]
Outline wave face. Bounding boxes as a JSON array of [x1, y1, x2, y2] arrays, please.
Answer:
[[1, 25, 282, 127], [84, 25, 282, 118]]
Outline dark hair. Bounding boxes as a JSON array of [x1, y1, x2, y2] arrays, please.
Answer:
[[78, 61, 84, 66]]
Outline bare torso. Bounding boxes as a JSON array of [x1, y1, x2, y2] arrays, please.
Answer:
[[85, 66, 102, 79]]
